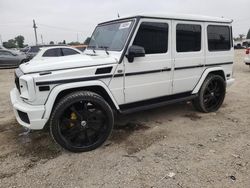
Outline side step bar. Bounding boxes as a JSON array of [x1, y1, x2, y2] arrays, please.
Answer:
[[119, 94, 197, 114]]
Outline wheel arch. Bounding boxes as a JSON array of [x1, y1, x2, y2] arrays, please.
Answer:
[[192, 67, 226, 94], [43, 81, 120, 120]]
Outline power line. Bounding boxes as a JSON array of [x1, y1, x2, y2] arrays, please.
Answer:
[[38, 23, 88, 33]]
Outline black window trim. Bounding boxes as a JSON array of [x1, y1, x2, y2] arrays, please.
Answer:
[[131, 20, 170, 55], [176, 23, 202, 53], [207, 25, 232, 52]]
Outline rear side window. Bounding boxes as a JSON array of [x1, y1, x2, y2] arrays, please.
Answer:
[[43, 48, 62, 57], [29, 46, 40, 53], [133, 22, 168, 54], [176, 24, 201, 52], [0, 51, 13, 56], [207, 25, 231, 51], [61, 48, 80, 56]]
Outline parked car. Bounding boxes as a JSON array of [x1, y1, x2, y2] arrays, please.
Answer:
[[244, 48, 250, 67], [0, 49, 28, 68], [25, 45, 68, 61], [11, 14, 234, 152], [31, 46, 82, 61]]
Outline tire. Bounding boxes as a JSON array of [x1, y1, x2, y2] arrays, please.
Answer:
[[50, 91, 114, 152], [192, 74, 226, 113]]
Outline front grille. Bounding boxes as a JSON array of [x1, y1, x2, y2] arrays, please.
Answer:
[[14, 68, 23, 93]]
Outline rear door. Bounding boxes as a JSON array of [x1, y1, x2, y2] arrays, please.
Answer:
[[124, 19, 172, 104], [172, 21, 205, 94]]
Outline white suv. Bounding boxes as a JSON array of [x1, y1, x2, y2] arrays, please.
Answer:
[[10, 14, 235, 152]]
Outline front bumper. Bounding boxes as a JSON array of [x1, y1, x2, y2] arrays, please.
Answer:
[[10, 88, 47, 130]]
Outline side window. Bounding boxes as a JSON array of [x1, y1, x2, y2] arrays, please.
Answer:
[[1, 51, 13, 56], [62, 48, 80, 56], [133, 22, 168, 54], [43, 48, 62, 57], [29, 46, 40, 53], [176, 24, 201, 52], [207, 25, 231, 51]]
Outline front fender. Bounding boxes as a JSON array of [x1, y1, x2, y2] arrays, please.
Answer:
[[192, 67, 225, 94], [43, 80, 120, 119]]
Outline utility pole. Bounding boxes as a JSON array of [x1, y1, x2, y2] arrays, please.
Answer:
[[33, 19, 38, 45], [77, 33, 79, 42], [41, 34, 44, 44]]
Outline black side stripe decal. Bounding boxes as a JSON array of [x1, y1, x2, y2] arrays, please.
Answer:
[[174, 62, 233, 70], [35, 62, 233, 86]]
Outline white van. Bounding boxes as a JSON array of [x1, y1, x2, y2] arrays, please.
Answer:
[[11, 14, 234, 152]]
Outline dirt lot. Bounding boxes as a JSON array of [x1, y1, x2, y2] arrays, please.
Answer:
[[0, 50, 249, 188]]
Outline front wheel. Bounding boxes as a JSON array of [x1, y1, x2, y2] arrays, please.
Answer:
[[192, 74, 226, 113], [50, 91, 114, 152]]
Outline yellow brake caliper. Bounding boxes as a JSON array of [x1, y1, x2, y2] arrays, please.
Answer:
[[70, 112, 77, 127]]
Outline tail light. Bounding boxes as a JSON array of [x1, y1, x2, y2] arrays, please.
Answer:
[[246, 48, 250, 55]]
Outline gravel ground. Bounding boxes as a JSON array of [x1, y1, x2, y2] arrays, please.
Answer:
[[0, 50, 249, 188]]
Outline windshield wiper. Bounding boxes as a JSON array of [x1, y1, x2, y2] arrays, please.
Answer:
[[87, 45, 96, 54], [99, 46, 109, 55]]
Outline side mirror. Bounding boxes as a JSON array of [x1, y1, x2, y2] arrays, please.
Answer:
[[126, 45, 145, 63]]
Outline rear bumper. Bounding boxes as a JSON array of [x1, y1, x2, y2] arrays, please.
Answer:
[[10, 88, 47, 130]]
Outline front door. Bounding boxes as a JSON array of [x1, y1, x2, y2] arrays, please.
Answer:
[[124, 19, 172, 104]]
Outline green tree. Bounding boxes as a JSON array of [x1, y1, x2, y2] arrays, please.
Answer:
[[68, 41, 81, 45], [3, 39, 17, 48], [49, 41, 54, 45], [63, 40, 66, 44], [15, 35, 25, 48]]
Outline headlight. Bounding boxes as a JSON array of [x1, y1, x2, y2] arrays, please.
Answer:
[[19, 75, 36, 101]]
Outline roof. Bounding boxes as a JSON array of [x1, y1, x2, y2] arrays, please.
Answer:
[[100, 13, 233, 25]]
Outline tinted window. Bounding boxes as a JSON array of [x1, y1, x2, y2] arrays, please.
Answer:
[[207, 25, 231, 51], [62, 48, 80, 56], [133, 22, 168, 54], [43, 48, 62, 57], [0, 51, 13, 56], [176, 24, 201, 52], [29, 46, 40, 53]]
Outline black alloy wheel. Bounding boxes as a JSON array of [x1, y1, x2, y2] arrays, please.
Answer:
[[50, 91, 114, 152], [193, 74, 226, 113]]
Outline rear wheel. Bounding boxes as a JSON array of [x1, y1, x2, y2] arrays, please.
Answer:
[[50, 91, 114, 152], [193, 74, 226, 113]]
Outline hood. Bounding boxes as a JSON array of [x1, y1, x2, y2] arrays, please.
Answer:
[[20, 54, 118, 74]]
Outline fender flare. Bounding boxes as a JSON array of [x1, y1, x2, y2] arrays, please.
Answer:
[[192, 67, 225, 94], [43, 80, 120, 119]]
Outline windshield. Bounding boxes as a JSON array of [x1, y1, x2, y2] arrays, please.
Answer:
[[88, 20, 134, 51]]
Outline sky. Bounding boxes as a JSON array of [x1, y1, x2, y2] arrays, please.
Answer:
[[0, 0, 249, 45]]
